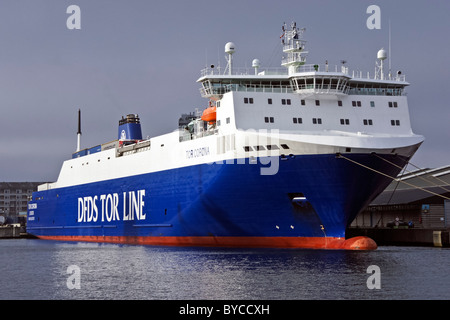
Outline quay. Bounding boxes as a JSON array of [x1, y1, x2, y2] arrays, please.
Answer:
[[347, 227, 449, 247], [348, 164, 450, 247], [0, 225, 22, 239]]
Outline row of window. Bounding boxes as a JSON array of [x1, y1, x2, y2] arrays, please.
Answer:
[[2, 189, 33, 194], [0, 195, 28, 200], [340, 118, 373, 126], [267, 117, 324, 124], [244, 97, 399, 108], [0, 201, 27, 207], [388, 101, 399, 108], [268, 98, 294, 105], [265, 116, 402, 126], [243, 144, 290, 152]]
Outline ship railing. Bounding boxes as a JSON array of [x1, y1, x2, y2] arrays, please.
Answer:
[[282, 40, 307, 52], [201, 64, 406, 82], [200, 67, 287, 77], [178, 127, 218, 142], [293, 64, 407, 82], [347, 87, 405, 96], [294, 84, 405, 96], [200, 83, 293, 97], [201, 83, 405, 97], [281, 55, 307, 66], [294, 84, 348, 95], [225, 84, 293, 93]]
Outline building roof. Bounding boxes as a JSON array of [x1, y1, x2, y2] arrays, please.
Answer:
[[0, 182, 43, 190], [371, 165, 450, 205]]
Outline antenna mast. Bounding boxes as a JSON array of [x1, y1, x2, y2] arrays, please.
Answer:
[[224, 42, 235, 75], [76, 109, 81, 152], [376, 48, 387, 80], [280, 21, 307, 75], [388, 19, 392, 79]]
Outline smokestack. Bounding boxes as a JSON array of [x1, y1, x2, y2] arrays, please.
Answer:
[[76, 109, 81, 152]]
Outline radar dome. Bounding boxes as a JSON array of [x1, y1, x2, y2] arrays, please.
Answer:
[[225, 42, 235, 54], [252, 59, 260, 68], [377, 48, 387, 60]]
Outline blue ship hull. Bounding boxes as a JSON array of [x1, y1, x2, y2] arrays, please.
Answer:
[[27, 153, 406, 249]]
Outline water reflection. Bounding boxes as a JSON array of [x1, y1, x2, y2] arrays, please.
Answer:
[[1, 239, 449, 300]]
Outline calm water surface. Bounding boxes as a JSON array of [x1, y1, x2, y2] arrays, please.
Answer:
[[0, 239, 448, 300]]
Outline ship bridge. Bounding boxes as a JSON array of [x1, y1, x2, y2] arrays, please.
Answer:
[[197, 63, 408, 100], [198, 22, 407, 100]]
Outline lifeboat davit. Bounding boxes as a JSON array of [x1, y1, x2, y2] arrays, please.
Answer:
[[201, 106, 216, 122]]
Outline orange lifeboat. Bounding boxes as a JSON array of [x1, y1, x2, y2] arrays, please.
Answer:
[[201, 105, 216, 123]]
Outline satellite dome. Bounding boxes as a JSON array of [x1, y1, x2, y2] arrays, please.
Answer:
[[225, 42, 235, 54], [252, 59, 260, 68], [377, 48, 387, 60]]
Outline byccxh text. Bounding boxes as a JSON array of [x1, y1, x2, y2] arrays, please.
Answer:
[[179, 304, 269, 317]]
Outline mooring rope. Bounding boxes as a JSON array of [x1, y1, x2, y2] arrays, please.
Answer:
[[372, 153, 450, 194], [336, 153, 450, 201]]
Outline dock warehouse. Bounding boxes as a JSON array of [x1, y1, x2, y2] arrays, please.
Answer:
[[348, 165, 450, 246]]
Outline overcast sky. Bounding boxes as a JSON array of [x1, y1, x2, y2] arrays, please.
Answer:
[[0, 0, 449, 181]]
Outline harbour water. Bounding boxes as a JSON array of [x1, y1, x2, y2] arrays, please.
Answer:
[[0, 238, 449, 300]]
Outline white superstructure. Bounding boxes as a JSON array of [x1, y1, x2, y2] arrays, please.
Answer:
[[39, 22, 423, 191]]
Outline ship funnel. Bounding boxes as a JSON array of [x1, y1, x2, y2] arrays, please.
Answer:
[[118, 114, 142, 142]]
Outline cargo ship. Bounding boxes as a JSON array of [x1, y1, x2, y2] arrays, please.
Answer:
[[27, 22, 423, 249]]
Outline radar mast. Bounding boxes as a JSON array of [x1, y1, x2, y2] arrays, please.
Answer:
[[280, 22, 308, 75]]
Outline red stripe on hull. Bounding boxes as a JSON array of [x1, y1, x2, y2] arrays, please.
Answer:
[[37, 235, 376, 250]]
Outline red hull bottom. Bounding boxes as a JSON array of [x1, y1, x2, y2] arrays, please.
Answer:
[[37, 235, 377, 250]]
